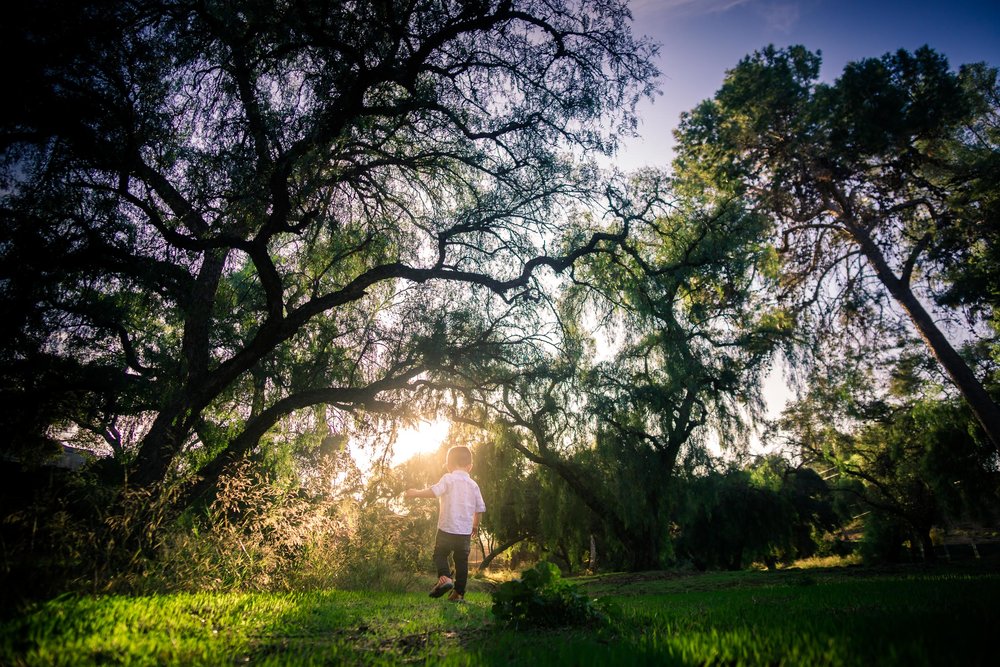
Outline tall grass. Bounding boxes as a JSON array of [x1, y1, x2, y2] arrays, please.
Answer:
[[1, 453, 439, 602]]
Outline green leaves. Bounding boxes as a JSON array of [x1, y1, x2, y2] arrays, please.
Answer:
[[830, 47, 969, 160], [674, 43, 1000, 451], [1, 0, 664, 497], [491, 562, 606, 628]]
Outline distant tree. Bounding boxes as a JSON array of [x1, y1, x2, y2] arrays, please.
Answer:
[[674, 45, 1000, 451], [459, 425, 543, 572], [675, 456, 836, 570], [780, 463, 841, 559], [0, 0, 657, 503], [778, 351, 999, 562]]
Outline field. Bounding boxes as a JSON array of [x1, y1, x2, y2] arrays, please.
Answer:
[[2, 561, 998, 666]]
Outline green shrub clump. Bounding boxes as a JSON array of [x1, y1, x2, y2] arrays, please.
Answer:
[[491, 562, 605, 628]]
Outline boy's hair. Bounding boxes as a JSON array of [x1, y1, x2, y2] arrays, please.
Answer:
[[446, 445, 473, 468]]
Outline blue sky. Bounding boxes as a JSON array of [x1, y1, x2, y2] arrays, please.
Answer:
[[619, 0, 1000, 169]]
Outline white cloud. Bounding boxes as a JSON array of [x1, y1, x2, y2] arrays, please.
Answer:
[[629, 0, 802, 33], [629, 0, 753, 17], [757, 2, 800, 32]]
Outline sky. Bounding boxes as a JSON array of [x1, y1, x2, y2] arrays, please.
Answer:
[[618, 0, 1000, 170]]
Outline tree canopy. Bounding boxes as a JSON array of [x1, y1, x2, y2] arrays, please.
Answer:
[[0, 0, 657, 493], [441, 170, 787, 569], [777, 344, 999, 562], [674, 45, 1000, 451]]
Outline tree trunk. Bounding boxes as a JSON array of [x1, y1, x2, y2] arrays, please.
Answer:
[[131, 408, 189, 487], [852, 225, 1000, 453], [131, 248, 231, 490], [623, 530, 662, 571], [478, 535, 529, 572]]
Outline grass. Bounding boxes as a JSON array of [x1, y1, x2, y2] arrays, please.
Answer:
[[3, 561, 998, 666]]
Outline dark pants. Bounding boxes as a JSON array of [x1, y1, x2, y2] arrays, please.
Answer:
[[433, 529, 471, 594]]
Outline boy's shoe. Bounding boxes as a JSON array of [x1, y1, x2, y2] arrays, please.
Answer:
[[429, 579, 454, 598], [447, 591, 465, 603]]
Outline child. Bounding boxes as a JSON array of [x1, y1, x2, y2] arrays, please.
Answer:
[[404, 445, 486, 602]]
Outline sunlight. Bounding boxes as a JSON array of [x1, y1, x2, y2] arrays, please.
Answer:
[[392, 418, 451, 466]]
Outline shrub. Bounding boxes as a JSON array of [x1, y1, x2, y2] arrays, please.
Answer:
[[491, 562, 606, 628], [131, 463, 338, 593], [289, 496, 426, 592], [860, 512, 910, 564], [147, 464, 427, 594]]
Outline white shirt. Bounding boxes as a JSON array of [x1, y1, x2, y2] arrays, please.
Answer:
[[430, 470, 486, 535]]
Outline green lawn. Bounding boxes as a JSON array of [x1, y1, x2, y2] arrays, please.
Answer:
[[3, 563, 998, 665]]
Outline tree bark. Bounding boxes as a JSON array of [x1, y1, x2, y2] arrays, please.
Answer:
[[850, 224, 1000, 453], [131, 407, 190, 487]]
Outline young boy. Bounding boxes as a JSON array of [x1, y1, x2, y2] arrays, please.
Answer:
[[404, 445, 486, 602]]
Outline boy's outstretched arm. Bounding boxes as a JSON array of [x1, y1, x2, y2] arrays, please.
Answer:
[[404, 487, 436, 499]]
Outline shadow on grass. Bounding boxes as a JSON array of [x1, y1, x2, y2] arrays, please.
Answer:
[[236, 590, 495, 665]]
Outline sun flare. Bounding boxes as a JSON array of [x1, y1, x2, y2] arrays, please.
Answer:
[[392, 419, 451, 465]]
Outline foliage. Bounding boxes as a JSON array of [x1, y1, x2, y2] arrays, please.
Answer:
[[858, 512, 911, 565], [3, 566, 999, 665], [777, 348, 1000, 564], [0, 447, 429, 600], [927, 63, 1000, 327], [0, 460, 186, 602], [0, 0, 658, 507], [490, 562, 605, 629], [461, 170, 787, 571], [674, 44, 1000, 450], [472, 433, 544, 571], [291, 498, 427, 593], [674, 458, 837, 570], [532, 464, 603, 572], [145, 458, 430, 594], [138, 467, 327, 592]]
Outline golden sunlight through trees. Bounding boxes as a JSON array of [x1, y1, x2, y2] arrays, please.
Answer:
[[392, 419, 451, 466]]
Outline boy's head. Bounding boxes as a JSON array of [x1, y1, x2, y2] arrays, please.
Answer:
[[446, 445, 473, 471]]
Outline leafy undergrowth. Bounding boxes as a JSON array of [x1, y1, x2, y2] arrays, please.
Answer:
[[3, 561, 998, 665], [492, 562, 606, 629]]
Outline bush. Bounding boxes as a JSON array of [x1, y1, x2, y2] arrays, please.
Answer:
[[289, 496, 426, 592], [491, 562, 605, 628], [860, 513, 910, 565], [147, 464, 428, 594], [130, 464, 338, 593]]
